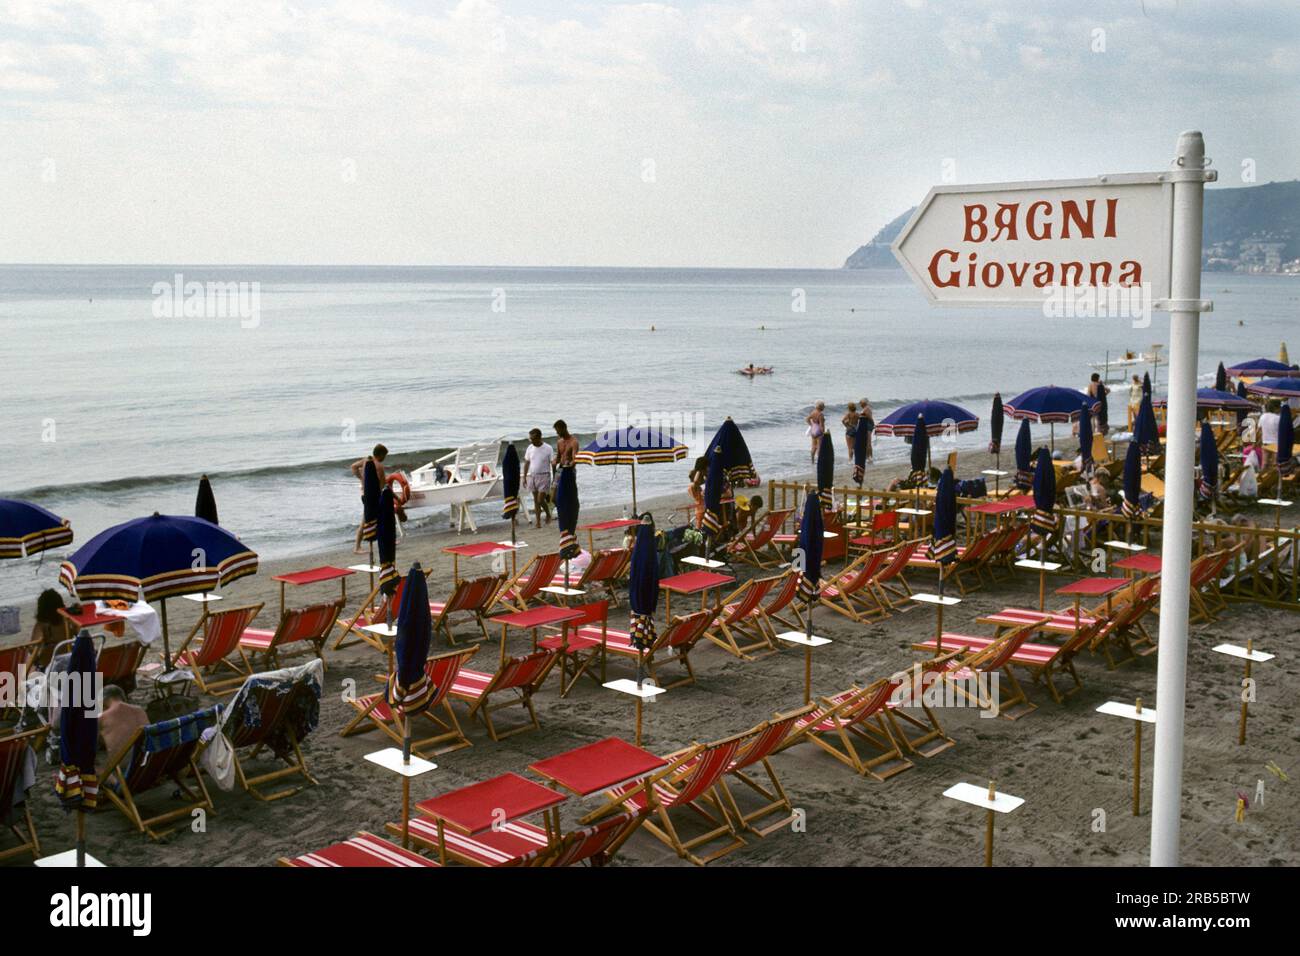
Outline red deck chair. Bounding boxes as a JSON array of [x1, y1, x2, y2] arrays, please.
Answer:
[[175, 602, 264, 695], [224, 667, 322, 801], [773, 509, 844, 563], [706, 575, 782, 659], [906, 526, 1004, 594], [869, 540, 919, 609], [589, 608, 716, 689], [779, 677, 912, 781], [448, 647, 559, 741], [882, 655, 958, 758], [978, 606, 1097, 639], [394, 813, 550, 867], [934, 620, 1040, 720], [536, 599, 609, 696], [536, 807, 651, 867], [714, 704, 816, 836], [726, 508, 794, 569], [333, 573, 414, 651], [986, 522, 1030, 579], [96, 639, 147, 695], [1189, 549, 1232, 624], [429, 573, 504, 645], [239, 601, 341, 670], [278, 831, 440, 867], [0, 641, 39, 721], [547, 548, 630, 605], [850, 510, 899, 551], [341, 646, 480, 756], [595, 733, 749, 866], [0, 728, 42, 862], [494, 552, 564, 610], [757, 569, 806, 635], [818, 550, 889, 621]]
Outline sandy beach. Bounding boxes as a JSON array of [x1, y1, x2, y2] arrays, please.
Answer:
[[6, 447, 1297, 868]]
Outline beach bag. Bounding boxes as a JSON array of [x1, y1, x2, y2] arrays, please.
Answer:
[[199, 726, 237, 792], [1235, 464, 1259, 499]]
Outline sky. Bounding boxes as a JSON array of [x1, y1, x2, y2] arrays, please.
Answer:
[[1, 0, 1297, 268]]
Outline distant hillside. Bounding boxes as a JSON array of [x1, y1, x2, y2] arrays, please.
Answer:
[[844, 180, 1300, 274]]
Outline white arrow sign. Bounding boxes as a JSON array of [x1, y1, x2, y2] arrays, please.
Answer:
[[891, 174, 1174, 308]]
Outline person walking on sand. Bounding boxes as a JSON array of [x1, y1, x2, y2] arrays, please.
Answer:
[[688, 455, 707, 529], [842, 402, 859, 458], [523, 428, 555, 528], [350, 444, 388, 551], [554, 419, 578, 468], [859, 398, 875, 462], [805, 401, 826, 463]]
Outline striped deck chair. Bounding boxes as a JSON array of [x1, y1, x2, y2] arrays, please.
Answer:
[[933, 621, 1041, 720], [96, 639, 147, 695], [238, 600, 341, 671], [448, 648, 559, 742], [430, 573, 504, 645], [547, 548, 630, 605], [979, 606, 1097, 640], [278, 831, 440, 867], [0, 728, 42, 862], [818, 550, 890, 622], [1189, 549, 1233, 624], [773, 509, 844, 563], [587, 608, 716, 689], [1091, 589, 1161, 668], [870, 540, 919, 609], [333, 572, 417, 651], [0, 641, 40, 721], [777, 678, 912, 781], [705, 574, 782, 659], [341, 646, 479, 756], [393, 813, 550, 867], [757, 569, 806, 634], [714, 704, 816, 837], [99, 706, 220, 840], [494, 552, 564, 610], [907, 526, 1003, 594], [727, 508, 794, 568], [535, 807, 651, 867], [594, 734, 748, 866], [883, 654, 958, 758], [175, 602, 264, 695], [222, 660, 324, 801], [985, 522, 1030, 580], [536, 600, 609, 696]]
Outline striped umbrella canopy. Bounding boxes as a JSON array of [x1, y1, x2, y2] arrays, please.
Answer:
[[55, 631, 100, 818], [376, 487, 399, 595], [555, 465, 580, 560], [501, 443, 521, 522], [1004, 385, 1098, 423], [387, 563, 435, 728], [875, 400, 979, 436], [1245, 377, 1300, 399], [796, 492, 824, 601], [989, 393, 1004, 454], [195, 476, 219, 524], [1226, 358, 1300, 379], [930, 467, 958, 564], [575, 427, 689, 513], [1031, 447, 1057, 533], [1214, 362, 1227, 392], [1014, 419, 1033, 489], [700, 447, 726, 537], [852, 412, 869, 486], [1078, 400, 1094, 470], [1133, 393, 1160, 450], [705, 417, 759, 487], [1199, 421, 1218, 500], [909, 415, 929, 475], [1279, 408, 1296, 478], [627, 520, 659, 655], [1122, 442, 1143, 518], [1153, 387, 1256, 411], [361, 458, 381, 543], [0, 498, 73, 559], [816, 431, 835, 509]]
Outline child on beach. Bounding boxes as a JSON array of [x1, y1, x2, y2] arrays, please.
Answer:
[[523, 428, 555, 528], [350, 444, 388, 550], [842, 402, 859, 457], [805, 401, 825, 462]]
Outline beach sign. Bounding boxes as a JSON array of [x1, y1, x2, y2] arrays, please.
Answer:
[[892, 175, 1173, 308]]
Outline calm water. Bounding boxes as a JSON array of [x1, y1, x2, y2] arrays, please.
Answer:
[[1, 264, 1294, 593]]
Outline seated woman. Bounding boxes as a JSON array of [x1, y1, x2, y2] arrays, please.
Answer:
[[30, 589, 67, 669]]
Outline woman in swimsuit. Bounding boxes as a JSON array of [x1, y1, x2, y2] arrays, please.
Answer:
[[842, 402, 859, 458], [688, 456, 707, 528], [805, 401, 825, 463], [859, 398, 875, 463]]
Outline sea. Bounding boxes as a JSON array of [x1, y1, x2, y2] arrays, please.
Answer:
[[1, 264, 1294, 598]]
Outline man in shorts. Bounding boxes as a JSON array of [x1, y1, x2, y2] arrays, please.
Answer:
[[523, 429, 555, 527]]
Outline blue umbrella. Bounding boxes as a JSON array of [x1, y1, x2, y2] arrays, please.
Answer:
[[1214, 362, 1227, 392], [388, 563, 435, 731], [1014, 419, 1033, 489], [1245, 378, 1300, 400], [361, 459, 381, 543], [1031, 447, 1057, 534], [0, 498, 73, 559], [909, 414, 929, 476], [796, 492, 824, 608], [1134, 393, 1160, 450], [1279, 407, 1296, 478], [1199, 421, 1218, 502], [1142, 372, 1152, 398], [195, 475, 218, 524], [875, 400, 979, 437], [989, 393, 1004, 454], [55, 630, 99, 866], [705, 417, 759, 487], [1227, 358, 1300, 378], [1154, 387, 1256, 412], [1096, 383, 1109, 432], [627, 520, 659, 671], [930, 467, 958, 566], [852, 411, 869, 486], [1004, 385, 1098, 424], [701, 446, 726, 538], [575, 427, 689, 513], [1078, 400, 1094, 471], [816, 431, 835, 509], [59, 513, 259, 669], [1236, 380, 1252, 423], [555, 464, 580, 561], [1122, 442, 1143, 518], [501, 443, 521, 526], [376, 487, 399, 597]]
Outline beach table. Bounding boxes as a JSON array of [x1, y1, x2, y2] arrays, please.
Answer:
[[981, 467, 1009, 495], [272, 565, 354, 616], [59, 605, 128, 640], [910, 593, 961, 655], [1014, 558, 1062, 611], [774, 629, 832, 704], [966, 498, 1028, 537], [602, 678, 668, 746], [529, 737, 666, 803], [364, 746, 437, 849], [1258, 496, 1292, 530], [659, 569, 735, 619], [443, 540, 522, 583], [1114, 552, 1162, 577], [1212, 641, 1275, 745], [413, 772, 567, 865], [942, 781, 1024, 867], [488, 604, 583, 670], [578, 518, 640, 555], [1096, 699, 1157, 815], [1056, 576, 1129, 620]]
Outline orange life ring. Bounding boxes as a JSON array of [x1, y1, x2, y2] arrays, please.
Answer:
[[386, 473, 411, 508]]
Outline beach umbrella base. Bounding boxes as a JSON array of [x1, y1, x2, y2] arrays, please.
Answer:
[[35, 849, 107, 867], [365, 746, 438, 849], [773, 630, 831, 704], [1211, 642, 1274, 746], [1096, 700, 1157, 816], [942, 780, 1024, 867], [603, 678, 665, 747]]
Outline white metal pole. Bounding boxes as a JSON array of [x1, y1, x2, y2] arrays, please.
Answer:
[[1150, 130, 1211, 867]]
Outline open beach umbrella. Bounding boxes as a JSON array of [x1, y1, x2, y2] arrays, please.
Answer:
[[1227, 358, 1300, 379], [1199, 421, 1218, 502], [989, 393, 1004, 454], [576, 427, 689, 513], [1004, 385, 1098, 451], [1014, 419, 1033, 490], [627, 519, 659, 667], [1215, 362, 1228, 392], [501, 443, 521, 539], [195, 475, 219, 524], [909, 414, 930, 477], [852, 413, 869, 486], [700, 447, 725, 539], [1078, 400, 1094, 472], [361, 458, 381, 544], [555, 465, 580, 562], [705, 417, 760, 487], [1154, 387, 1256, 412], [875, 400, 979, 437], [55, 630, 99, 866], [59, 513, 258, 669], [1245, 378, 1300, 400], [1122, 443, 1143, 519], [816, 431, 835, 509], [1278, 408, 1296, 478], [376, 487, 399, 597], [0, 498, 73, 559]]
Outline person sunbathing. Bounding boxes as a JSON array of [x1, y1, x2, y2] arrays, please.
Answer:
[[96, 684, 148, 777]]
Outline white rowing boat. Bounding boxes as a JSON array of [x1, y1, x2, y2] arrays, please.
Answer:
[[399, 439, 512, 532]]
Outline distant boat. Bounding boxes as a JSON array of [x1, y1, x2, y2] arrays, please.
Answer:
[[737, 366, 774, 377]]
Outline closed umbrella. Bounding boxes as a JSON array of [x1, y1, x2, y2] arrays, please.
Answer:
[[555, 465, 581, 583], [1142, 372, 1151, 398], [1198, 421, 1218, 506], [909, 415, 930, 477], [1096, 383, 1109, 433], [627, 519, 659, 688], [1214, 362, 1227, 392], [701, 447, 726, 542], [989, 392, 1004, 454], [0, 499, 72, 559], [1236, 380, 1252, 423], [852, 412, 869, 487], [816, 431, 834, 510], [705, 417, 760, 487], [1134, 392, 1160, 456], [1278, 407, 1296, 478], [55, 631, 99, 866], [794, 492, 824, 704], [361, 459, 381, 545], [1029, 447, 1057, 611], [576, 427, 688, 513], [501, 443, 521, 543], [1078, 400, 1094, 472], [931, 467, 958, 569], [195, 476, 218, 524], [1122, 443, 1143, 519], [387, 563, 434, 846], [1014, 419, 1033, 490], [376, 487, 399, 600]]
